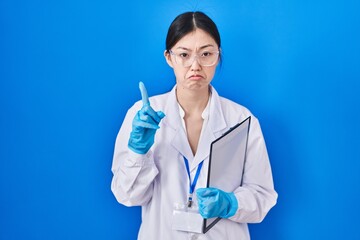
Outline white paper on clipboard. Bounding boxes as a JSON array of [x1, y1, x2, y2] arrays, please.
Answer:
[[202, 116, 251, 233]]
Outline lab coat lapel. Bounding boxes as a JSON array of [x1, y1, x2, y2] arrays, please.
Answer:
[[163, 86, 229, 169], [190, 124, 216, 171], [171, 127, 194, 162], [189, 86, 228, 171], [163, 86, 194, 162]]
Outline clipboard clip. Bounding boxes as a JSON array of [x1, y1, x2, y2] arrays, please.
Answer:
[[222, 123, 241, 136]]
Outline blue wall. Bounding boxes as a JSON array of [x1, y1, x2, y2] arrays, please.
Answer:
[[1, 0, 359, 239]]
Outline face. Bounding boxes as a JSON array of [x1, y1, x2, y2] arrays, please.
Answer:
[[164, 29, 219, 92]]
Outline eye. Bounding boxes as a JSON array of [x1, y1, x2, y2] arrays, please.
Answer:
[[201, 51, 213, 57], [179, 52, 190, 59]]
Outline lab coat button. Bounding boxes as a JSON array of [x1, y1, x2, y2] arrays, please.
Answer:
[[190, 234, 198, 240]]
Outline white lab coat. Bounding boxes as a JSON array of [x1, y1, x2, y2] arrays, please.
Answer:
[[111, 85, 277, 240]]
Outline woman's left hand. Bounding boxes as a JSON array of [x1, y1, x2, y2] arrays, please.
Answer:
[[196, 187, 238, 219]]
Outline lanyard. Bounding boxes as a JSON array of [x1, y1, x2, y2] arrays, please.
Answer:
[[183, 157, 204, 207]]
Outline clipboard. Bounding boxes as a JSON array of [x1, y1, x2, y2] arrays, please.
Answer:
[[202, 116, 251, 233]]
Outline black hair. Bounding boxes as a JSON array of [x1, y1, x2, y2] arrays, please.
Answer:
[[165, 11, 221, 52]]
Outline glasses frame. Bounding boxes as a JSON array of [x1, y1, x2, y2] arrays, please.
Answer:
[[168, 49, 220, 67]]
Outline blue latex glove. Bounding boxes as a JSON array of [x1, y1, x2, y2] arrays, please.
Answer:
[[196, 187, 238, 219], [128, 82, 165, 154]]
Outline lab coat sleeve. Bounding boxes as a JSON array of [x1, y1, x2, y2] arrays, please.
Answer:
[[229, 117, 277, 223], [111, 105, 159, 207]]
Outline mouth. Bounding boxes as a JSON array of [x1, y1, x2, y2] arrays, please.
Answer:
[[188, 74, 204, 80]]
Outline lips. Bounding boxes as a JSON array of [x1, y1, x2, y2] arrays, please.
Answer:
[[188, 74, 204, 80]]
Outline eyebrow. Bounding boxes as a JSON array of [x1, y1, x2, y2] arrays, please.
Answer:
[[176, 44, 216, 51]]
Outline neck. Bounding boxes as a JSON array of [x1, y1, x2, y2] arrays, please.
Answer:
[[176, 86, 210, 115]]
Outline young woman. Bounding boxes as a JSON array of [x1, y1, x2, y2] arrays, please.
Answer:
[[111, 11, 277, 240]]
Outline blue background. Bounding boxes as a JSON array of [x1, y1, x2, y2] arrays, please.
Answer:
[[1, 0, 359, 239]]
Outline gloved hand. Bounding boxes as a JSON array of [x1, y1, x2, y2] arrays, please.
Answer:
[[196, 187, 238, 219], [128, 82, 165, 154]]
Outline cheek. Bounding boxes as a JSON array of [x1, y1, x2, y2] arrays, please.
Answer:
[[205, 67, 217, 80], [173, 67, 186, 80]]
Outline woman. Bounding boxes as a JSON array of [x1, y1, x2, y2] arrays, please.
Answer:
[[111, 11, 277, 240]]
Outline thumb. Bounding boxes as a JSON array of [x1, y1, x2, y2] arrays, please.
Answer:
[[196, 188, 210, 198], [157, 111, 165, 119]]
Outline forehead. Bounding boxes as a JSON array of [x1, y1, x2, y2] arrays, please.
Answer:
[[173, 29, 218, 50]]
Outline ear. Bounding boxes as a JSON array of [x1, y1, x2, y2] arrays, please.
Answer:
[[216, 48, 221, 67], [164, 50, 174, 68]]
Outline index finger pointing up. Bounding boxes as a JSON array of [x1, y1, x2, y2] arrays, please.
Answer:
[[139, 81, 150, 106]]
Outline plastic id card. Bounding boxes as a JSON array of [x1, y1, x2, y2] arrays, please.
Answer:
[[172, 203, 203, 233]]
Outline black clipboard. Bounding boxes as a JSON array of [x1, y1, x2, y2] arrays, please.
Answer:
[[202, 116, 251, 233]]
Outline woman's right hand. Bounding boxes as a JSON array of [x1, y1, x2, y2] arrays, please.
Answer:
[[128, 82, 165, 154]]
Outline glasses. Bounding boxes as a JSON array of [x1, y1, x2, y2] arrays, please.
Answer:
[[168, 49, 220, 67]]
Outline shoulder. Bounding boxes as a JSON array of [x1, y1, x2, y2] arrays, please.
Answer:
[[216, 95, 264, 136], [150, 91, 172, 107], [220, 96, 258, 121], [219, 96, 251, 115], [211, 86, 254, 120]]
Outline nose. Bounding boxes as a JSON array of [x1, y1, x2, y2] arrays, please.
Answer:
[[190, 56, 202, 70]]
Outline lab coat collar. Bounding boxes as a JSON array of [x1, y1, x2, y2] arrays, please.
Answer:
[[163, 85, 227, 172]]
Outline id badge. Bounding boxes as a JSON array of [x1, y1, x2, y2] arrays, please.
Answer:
[[172, 203, 203, 233]]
